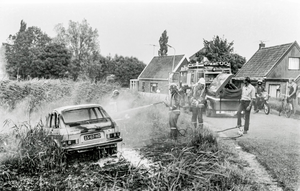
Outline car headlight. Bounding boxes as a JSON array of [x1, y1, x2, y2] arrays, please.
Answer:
[[106, 132, 120, 139], [61, 139, 78, 147]]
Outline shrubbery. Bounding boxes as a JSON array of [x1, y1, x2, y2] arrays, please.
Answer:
[[0, 79, 121, 114]]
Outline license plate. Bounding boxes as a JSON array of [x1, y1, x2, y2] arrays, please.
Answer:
[[84, 133, 101, 140]]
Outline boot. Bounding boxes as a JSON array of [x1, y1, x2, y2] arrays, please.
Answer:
[[170, 128, 178, 140], [198, 123, 203, 129]]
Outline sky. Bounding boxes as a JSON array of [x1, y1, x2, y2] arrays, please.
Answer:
[[0, 0, 300, 65]]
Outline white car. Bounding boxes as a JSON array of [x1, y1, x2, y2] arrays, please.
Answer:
[[45, 104, 122, 158]]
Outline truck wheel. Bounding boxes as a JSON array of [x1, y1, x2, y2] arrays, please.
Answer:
[[205, 109, 211, 117]]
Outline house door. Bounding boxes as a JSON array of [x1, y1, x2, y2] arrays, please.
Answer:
[[268, 84, 280, 98]]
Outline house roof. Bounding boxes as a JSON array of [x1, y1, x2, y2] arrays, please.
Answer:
[[189, 48, 205, 62], [138, 55, 186, 79], [235, 42, 296, 79]]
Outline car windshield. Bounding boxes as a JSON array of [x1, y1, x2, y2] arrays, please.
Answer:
[[62, 107, 108, 124]]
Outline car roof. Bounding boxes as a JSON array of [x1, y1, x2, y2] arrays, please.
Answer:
[[53, 104, 103, 114]]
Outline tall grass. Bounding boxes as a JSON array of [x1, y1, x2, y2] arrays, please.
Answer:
[[1, 120, 66, 174], [0, 80, 268, 190]]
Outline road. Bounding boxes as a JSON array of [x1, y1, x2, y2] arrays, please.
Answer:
[[204, 110, 300, 143]]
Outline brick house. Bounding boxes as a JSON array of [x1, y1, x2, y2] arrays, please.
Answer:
[[234, 41, 300, 112], [130, 55, 188, 94]]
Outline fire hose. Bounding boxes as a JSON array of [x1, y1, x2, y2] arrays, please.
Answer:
[[216, 126, 244, 140], [114, 101, 188, 137], [114, 102, 165, 121], [116, 101, 165, 114]]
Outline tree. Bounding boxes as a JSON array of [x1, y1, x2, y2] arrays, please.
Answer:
[[4, 20, 52, 79], [54, 19, 100, 78], [30, 43, 72, 79], [158, 30, 168, 56], [0, 45, 7, 79], [195, 36, 245, 74], [228, 53, 246, 74], [110, 55, 146, 87], [86, 53, 111, 83]]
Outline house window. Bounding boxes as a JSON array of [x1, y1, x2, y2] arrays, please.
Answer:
[[150, 83, 158, 93], [288, 58, 300, 70], [191, 73, 195, 84], [142, 82, 145, 92], [298, 92, 300, 106], [269, 84, 281, 98]]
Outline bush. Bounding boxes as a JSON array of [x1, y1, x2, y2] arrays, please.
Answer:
[[0, 79, 73, 112]]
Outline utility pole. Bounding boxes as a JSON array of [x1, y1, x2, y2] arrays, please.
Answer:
[[167, 44, 176, 71], [148, 44, 158, 56]]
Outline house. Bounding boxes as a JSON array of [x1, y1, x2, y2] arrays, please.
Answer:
[[130, 55, 188, 94], [234, 41, 300, 98]]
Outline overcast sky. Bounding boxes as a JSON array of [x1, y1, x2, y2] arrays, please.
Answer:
[[0, 0, 299, 64]]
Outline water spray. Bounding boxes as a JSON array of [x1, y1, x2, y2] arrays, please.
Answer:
[[114, 101, 165, 121]]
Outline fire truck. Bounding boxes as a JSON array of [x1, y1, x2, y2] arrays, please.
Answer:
[[169, 61, 240, 116], [169, 61, 232, 90]]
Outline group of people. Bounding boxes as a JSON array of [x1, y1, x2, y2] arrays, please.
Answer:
[[166, 77, 206, 140], [166, 76, 298, 139]]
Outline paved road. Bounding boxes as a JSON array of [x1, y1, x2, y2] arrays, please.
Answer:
[[204, 110, 300, 143]]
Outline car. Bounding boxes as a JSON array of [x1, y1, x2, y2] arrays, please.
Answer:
[[45, 104, 122, 159]]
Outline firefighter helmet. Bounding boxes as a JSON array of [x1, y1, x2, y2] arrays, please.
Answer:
[[113, 90, 119, 95], [197, 78, 206, 85], [169, 83, 178, 89]]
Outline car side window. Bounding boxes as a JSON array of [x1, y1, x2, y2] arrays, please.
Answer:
[[49, 113, 59, 128], [49, 113, 55, 128], [55, 113, 59, 128]]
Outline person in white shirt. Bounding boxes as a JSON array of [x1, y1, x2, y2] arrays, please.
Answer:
[[288, 79, 298, 115], [237, 77, 255, 135]]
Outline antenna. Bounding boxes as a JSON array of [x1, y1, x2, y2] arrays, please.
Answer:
[[259, 40, 269, 44], [146, 44, 159, 56]]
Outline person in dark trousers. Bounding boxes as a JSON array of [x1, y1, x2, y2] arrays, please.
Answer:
[[253, 79, 265, 113], [165, 83, 181, 140], [191, 78, 206, 129], [237, 77, 256, 135], [288, 79, 298, 115]]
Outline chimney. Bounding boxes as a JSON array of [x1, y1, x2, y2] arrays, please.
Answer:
[[259, 42, 265, 49]]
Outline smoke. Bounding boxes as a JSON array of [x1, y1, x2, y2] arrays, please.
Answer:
[[100, 90, 170, 148], [0, 87, 172, 149], [0, 45, 8, 80]]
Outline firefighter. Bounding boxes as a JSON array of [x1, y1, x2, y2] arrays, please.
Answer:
[[165, 83, 181, 140], [110, 89, 120, 112], [112, 89, 120, 100], [191, 78, 206, 128]]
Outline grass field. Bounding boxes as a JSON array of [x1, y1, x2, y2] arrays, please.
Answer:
[[238, 136, 300, 190]]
